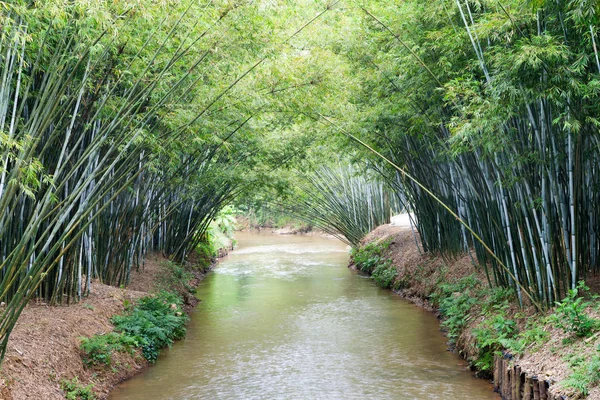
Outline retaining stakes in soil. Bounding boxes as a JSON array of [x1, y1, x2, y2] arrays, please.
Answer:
[[493, 354, 562, 400]]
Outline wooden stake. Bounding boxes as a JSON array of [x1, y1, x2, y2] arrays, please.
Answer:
[[533, 379, 540, 400]]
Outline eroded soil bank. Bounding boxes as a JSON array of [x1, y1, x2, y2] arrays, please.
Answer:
[[0, 253, 212, 400], [357, 224, 600, 399]]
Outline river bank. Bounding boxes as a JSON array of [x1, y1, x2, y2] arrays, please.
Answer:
[[0, 252, 216, 400], [356, 224, 600, 399]]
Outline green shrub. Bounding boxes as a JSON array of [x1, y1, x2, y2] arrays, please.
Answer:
[[112, 290, 188, 363], [60, 377, 95, 400], [80, 291, 189, 367], [372, 260, 398, 289], [79, 332, 135, 366], [472, 314, 517, 373], [439, 291, 477, 343], [503, 323, 549, 355], [551, 281, 599, 338], [430, 274, 479, 307], [432, 275, 480, 343], [351, 238, 392, 274], [196, 239, 216, 270]]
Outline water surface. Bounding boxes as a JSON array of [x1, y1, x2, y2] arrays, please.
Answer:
[[110, 232, 497, 400]]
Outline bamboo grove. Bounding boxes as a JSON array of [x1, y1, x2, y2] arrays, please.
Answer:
[[332, 0, 600, 309], [0, 3, 244, 358], [290, 163, 399, 247], [0, 0, 345, 361], [3, 0, 600, 365]]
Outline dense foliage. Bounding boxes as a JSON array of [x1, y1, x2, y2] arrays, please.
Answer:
[[80, 290, 188, 366], [0, 0, 342, 361], [4, 0, 600, 368], [327, 0, 600, 309]]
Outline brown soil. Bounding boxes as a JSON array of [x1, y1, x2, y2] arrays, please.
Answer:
[[0, 254, 208, 400], [361, 223, 600, 399]]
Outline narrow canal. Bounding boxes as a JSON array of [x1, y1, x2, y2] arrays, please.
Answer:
[[110, 232, 497, 399]]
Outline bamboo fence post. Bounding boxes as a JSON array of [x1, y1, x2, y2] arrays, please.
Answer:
[[523, 376, 532, 400]]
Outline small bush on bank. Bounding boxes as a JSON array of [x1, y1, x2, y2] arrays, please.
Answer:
[[79, 332, 136, 366], [432, 275, 479, 343], [430, 276, 526, 375], [60, 377, 95, 400], [562, 351, 600, 397], [472, 314, 517, 373], [351, 238, 402, 290], [550, 281, 600, 338], [156, 260, 195, 294], [79, 291, 189, 367], [372, 261, 398, 289], [196, 239, 217, 271], [351, 238, 392, 274], [112, 290, 188, 363]]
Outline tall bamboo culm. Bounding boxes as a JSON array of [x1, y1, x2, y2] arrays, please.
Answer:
[[354, 0, 600, 308]]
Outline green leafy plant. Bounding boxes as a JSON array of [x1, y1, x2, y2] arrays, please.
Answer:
[[472, 315, 518, 373], [156, 261, 195, 294], [351, 238, 392, 274], [80, 332, 137, 366], [60, 377, 95, 400], [112, 291, 188, 363], [551, 281, 599, 338], [432, 275, 480, 343], [80, 291, 188, 367], [505, 323, 550, 355], [371, 260, 398, 289], [439, 291, 477, 344]]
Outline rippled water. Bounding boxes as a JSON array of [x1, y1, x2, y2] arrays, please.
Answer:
[[110, 232, 498, 400]]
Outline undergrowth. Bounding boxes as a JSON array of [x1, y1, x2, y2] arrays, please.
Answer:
[[156, 260, 195, 295], [351, 238, 392, 275], [351, 238, 401, 290], [79, 332, 136, 366], [351, 237, 600, 390], [562, 350, 600, 397], [112, 290, 188, 363], [80, 268, 190, 368], [60, 377, 95, 400], [80, 291, 188, 366], [550, 281, 600, 338]]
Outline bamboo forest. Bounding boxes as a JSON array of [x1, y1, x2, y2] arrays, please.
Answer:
[[3, 0, 600, 399]]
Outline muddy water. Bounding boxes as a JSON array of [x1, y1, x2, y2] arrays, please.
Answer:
[[110, 232, 498, 400]]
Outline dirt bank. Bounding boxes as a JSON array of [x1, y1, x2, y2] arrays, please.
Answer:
[[358, 224, 600, 399], [0, 254, 210, 400]]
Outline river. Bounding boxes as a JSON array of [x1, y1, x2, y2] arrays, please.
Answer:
[[110, 231, 497, 399]]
